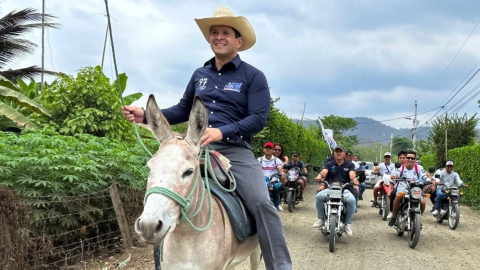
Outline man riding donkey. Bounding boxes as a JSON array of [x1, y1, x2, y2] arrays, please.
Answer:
[[122, 6, 292, 270]]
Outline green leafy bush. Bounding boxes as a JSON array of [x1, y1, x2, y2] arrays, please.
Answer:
[[36, 66, 136, 142], [447, 145, 480, 207], [420, 154, 436, 170], [252, 99, 331, 176], [0, 129, 155, 235], [421, 148, 479, 207]]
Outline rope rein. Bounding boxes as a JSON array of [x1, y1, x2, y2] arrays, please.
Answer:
[[104, 0, 153, 157]]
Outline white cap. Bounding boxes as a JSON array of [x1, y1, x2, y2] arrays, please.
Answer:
[[446, 161, 454, 166], [384, 152, 391, 157]]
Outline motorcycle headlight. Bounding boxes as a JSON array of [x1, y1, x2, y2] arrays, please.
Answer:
[[410, 187, 422, 199], [288, 175, 296, 181]]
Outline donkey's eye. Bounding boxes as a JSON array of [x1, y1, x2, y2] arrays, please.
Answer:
[[182, 169, 194, 178]]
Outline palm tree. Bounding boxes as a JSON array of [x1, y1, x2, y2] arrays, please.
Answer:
[[0, 8, 59, 81], [0, 7, 58, 130]]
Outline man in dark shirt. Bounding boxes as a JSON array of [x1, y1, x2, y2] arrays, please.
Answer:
[[313, 145, 359, 236], [122, 7, 291, 270]]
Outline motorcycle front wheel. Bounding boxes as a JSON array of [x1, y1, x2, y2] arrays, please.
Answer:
[[448, 203, 460, 230], [382, 196, 390, 221], [378, 196, 383, 215], [408, 213, 421, 249], [287, 190, 294, 213], [329, 214, 337, 252]]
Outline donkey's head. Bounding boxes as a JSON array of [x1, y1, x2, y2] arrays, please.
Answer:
[[135, 94, 208, 244]]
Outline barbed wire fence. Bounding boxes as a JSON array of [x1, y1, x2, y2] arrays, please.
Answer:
[[0, 183, 145, 270]]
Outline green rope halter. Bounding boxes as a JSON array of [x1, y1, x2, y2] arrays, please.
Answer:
[[143, 145, 238, 262]]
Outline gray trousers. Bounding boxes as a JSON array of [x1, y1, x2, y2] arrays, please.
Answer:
[[211, 141, 292, 270]]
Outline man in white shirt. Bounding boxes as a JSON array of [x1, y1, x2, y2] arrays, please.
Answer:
[[370, 152, 395, 207], [258, 142, 285, 211], [388, 150, 428, 227], [432, 160, 468, 216]]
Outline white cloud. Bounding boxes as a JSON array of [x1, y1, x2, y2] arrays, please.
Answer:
[[5, 0, 480, 129]]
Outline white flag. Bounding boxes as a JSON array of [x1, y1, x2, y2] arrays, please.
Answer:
[[316, 113, 336, 152], [324, 129, 337, 149]]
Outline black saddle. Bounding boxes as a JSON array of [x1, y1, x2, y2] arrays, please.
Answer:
[[206, 178, 256, 243]]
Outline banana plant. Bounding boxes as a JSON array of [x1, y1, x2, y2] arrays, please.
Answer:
[[0, 76, 51, 129], [112, 73, 156, 139], [112, 73, 143, 105]]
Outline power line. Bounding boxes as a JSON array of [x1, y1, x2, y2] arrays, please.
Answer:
[[357, 130, 411, 145], [437, 59, 480, 106], [417, 17, 480, 100], [425, 66, 480, 124], [447, 79, 480, 113], [415, 82, 480, 138], [355, 106, 443, 125]]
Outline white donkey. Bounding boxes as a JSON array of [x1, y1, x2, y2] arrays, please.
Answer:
[[135, 95, 261, 270]]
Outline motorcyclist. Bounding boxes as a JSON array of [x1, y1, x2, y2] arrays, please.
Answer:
[[347, 151, 359, 169], [352, 155, 367, 200], [388, 150, 427, 227], [370, 152, 395, 207], [312, 145, 359, 236], [387, 150, 407, 216], [258, 142, 285, 211], [345, 150, 360, 204], [431, 160, 468, 216], [284, 151, 307, 201]]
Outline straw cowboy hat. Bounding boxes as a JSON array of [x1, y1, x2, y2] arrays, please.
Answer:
[[195, 7, 256, 51]]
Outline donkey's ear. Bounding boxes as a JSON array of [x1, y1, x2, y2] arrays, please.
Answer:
[[146, 94, 173, 142], [185, 96, 208, 148]]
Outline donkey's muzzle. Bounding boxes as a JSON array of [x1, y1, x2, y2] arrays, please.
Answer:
[[135, 217, 164, 243]]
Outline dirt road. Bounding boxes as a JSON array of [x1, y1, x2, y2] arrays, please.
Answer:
[[87, 185, 480, 270]]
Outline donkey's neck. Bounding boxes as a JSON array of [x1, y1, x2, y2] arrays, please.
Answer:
[[167, 172, 216, 249], [178, 170, 213, 231]]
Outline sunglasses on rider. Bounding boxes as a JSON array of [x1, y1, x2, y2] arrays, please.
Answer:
[[346, 154, 352, 156], [406, 157, 416, 160], [274, 149, 282, 152]]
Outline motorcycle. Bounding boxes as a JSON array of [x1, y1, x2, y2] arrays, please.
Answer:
[[282, 163, 309, 213], [264, 172, 285, 209], [375, 173, 391, 221], [391, 162, 430, 249], [432, 169, 471, 230]]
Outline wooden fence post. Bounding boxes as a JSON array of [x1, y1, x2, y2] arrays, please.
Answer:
[[109, 182, 133, 249]]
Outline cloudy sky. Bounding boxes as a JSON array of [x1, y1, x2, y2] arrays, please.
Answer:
[[5, 0, 480, 130]]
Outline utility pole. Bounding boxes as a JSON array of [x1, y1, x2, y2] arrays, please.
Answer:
[[405, 101, 419, 150], [41, 0, 45, 92], [390, 131, 393, 153], [298, 102, 306, 126], [445, 129, 448, 159], [380, 145, 383, 162], [413, 100, 417, 150], [296, 102, 307, 145], [101, 24, 109, 69]]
